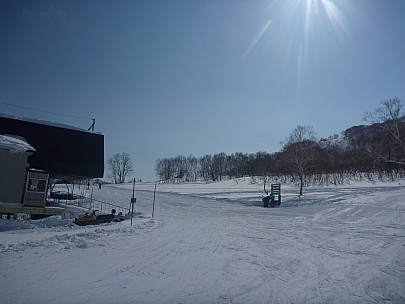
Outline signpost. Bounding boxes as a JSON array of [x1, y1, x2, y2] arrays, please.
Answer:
[[262, 181, 281, 208], [271, 183, 281, 207]]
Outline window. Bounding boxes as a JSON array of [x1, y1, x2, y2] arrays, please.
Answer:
[[27, 178, 47, 192]]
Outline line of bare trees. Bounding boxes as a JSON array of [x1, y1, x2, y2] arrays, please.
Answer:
[[155, 98, 405, 191], [154, 144, 376, 185], [155, 152, 274, 183]]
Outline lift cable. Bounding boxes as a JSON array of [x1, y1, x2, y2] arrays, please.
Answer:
[[0, 100, 94, 120], [0, 100, 95, 131]]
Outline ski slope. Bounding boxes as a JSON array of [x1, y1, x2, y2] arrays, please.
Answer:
[[1, 179, 405, 303]]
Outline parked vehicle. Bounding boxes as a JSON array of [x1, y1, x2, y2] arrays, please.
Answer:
[[74, 209, 123, 226]]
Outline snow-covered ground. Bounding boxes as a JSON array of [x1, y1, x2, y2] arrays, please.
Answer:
[[1, 178, 405, 303]]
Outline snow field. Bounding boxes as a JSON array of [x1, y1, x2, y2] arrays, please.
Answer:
[[1, 179, 405, 303]]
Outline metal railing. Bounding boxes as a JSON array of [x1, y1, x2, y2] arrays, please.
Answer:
[[50, 194, 129, 216]]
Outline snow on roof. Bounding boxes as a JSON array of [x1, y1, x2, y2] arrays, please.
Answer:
[[0, 134, 35, 154]]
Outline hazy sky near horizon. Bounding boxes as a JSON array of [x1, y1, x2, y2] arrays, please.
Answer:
[[1, 0, 405, 181]]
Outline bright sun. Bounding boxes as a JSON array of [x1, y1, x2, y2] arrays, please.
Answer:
[[244, 0, 354, 97], [299, 0, 350, 37], [245, 0, 351, 57]]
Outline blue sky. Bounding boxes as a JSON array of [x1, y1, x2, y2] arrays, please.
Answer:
[[1, 0, 405, 181]]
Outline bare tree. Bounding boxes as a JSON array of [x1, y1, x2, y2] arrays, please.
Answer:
[[212, 152, 227, 181], [281, 125, 317, 195], [199, 154, 213, 181], [186, 154, 199, 182], [363, 97, 405, 165], [107, 152, 134, 184]]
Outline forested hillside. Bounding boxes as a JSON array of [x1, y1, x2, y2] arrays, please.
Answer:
[[155, 98, 405, 185]]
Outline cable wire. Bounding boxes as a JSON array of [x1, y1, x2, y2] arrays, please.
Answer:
[[0, 100, 94, 121]]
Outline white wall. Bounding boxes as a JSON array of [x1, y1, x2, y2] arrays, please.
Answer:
[[0, 148, 29, 203]]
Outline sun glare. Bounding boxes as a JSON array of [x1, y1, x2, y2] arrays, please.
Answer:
[[244, 0, 354, 99], [245, 0, 351, 56], [294, 0, 352, 99], [320, 0, 351, 39], [244, 19, 273, 57]]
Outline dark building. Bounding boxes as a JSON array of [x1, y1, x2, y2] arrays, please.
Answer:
[[0, 114, 104, 179]]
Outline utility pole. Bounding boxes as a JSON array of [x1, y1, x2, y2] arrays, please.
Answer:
[[130, 178, 136, 225], [152, 184, 156, 218]]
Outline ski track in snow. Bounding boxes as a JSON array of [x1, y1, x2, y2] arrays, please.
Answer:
[[1, 182, 405, 303]]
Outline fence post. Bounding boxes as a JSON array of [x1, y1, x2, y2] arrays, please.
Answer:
[[152, 184, 156, 218], [130, 178, 136, 226]]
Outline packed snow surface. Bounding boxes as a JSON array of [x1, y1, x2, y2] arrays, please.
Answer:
[[1, 178, 405, 303]]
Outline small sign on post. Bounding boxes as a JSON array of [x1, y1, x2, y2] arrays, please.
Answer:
[[270, 183, 281, 207]]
